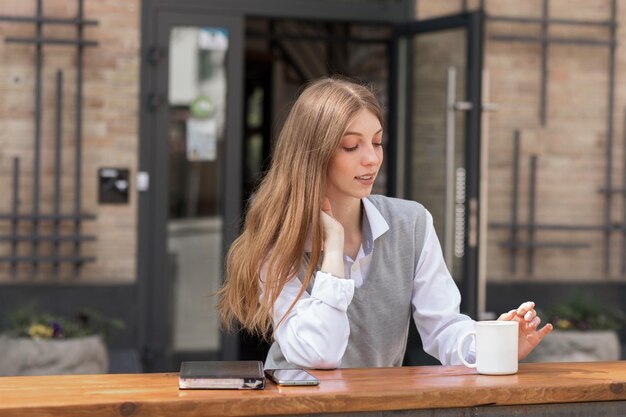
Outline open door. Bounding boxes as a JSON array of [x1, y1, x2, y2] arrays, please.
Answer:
[[393, 11, 483, 321]]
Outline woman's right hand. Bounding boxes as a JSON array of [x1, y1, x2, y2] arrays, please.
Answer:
[[321, 198, 344, 248], [320, 198, 345, 278]]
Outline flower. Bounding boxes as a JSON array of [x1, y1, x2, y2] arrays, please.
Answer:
[[540, 295, 625, 331], [27, 323, 54, 339], [7, 305, 124, 341]]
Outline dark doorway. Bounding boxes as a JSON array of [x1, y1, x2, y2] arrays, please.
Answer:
[[242, 17, 393, 197], [239, 17, 394, 362]]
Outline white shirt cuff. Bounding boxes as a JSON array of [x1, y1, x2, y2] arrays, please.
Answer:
[[310, 271, 355, 312]]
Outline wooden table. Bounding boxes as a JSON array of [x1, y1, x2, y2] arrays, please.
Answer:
[[1, 361, 626, 417]]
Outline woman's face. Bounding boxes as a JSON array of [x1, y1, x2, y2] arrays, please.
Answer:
[[326, 109, 383, 203]]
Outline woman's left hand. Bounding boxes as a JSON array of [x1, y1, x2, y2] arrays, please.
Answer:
[[498, 301, 553, 360]]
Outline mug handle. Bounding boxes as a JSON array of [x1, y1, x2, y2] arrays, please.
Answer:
[[457, 330, 477, 369]]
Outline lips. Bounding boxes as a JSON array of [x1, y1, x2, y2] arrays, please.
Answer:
[[355, 173, 376, 186]]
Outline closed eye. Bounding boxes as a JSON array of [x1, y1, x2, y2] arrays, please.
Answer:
[[343, 145, 358, 152]]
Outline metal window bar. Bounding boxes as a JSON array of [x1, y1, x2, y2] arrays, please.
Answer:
[[32, 0, 42, 276], [487, 15, 615, 27], [11, 158, 19, 278], [5, 37, 98, 46], [500, 242, 590, 249], [493, 130, 591, 275], [491, 223, 623, 232], [0, 214, 96, 221], [53, 70, 62, 277], [623, 107, 626, 273], [527, 155, 537, 275], [0, 235, 96, 242], [484, 0, 618, 276], [74, 0, 85, 277], [0, 0, 98, 279], [540, 0, 548, 127], [487, 0, 616, 127], [604, 0, 618, 276], [0, 256, 96, 263], [0, 16, 98, 26], [489, 35, 614, 47], [510, 130, 520, 273]]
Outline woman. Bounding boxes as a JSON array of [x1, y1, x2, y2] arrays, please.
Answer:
[[217, 77, 552, 369]]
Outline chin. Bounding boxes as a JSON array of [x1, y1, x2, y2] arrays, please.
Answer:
[[353, 189, 373, 199]]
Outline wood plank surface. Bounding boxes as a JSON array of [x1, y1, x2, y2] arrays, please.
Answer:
[[0, 362, 625, 417]]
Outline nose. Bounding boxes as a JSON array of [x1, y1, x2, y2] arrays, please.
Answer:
[[362, 144, 381, 166]]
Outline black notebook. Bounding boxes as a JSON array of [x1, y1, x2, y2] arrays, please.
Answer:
[[178, 361, 265, 390]]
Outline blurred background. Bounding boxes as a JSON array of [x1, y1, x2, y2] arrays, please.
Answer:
[[0, 0, 625, 374]]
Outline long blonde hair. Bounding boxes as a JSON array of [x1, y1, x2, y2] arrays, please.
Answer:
[[217, 77, 383, 339]]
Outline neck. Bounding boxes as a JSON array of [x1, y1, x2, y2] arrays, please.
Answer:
[[327, 196, 362, 237]]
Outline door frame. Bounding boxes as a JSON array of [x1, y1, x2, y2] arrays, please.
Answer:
[[139, 0, 416, 371], [391, 11, 484, 319], [138, 9, 244, 371]]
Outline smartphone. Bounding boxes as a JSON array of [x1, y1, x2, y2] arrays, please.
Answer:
[[264, 368, 320, 386]]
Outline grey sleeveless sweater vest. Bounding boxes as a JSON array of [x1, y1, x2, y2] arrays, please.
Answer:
[[265, 195, 428, 369]]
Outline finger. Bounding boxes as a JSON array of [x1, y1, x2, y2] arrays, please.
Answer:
[[525, 316, 541, 330], [498, 310, 517, 321], [321, 198, 333, 216], [522, 309, 537, 322], [529, 323, 553, 344], [538, 322, 553, 337], [516, 301, 535, 315]]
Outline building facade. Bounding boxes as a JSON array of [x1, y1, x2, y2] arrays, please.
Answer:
[[0, 0, 624, 371]]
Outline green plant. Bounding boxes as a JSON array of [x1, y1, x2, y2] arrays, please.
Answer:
[[7, 305, 124, 342], [539, 295, 625, 331]]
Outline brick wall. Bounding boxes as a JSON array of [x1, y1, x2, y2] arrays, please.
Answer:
[[0, 0, 140, 282], [1, 0, 623, 285], [417, 0, 626, 281]]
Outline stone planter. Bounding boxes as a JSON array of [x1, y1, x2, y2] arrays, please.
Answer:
[[0, 334, 108, 376], [523, 330, 621, 363]]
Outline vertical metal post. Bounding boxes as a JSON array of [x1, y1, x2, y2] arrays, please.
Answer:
[[387, 33, 401, 198], [11, 157, 20, 279], [404, 33, 414, 200], [32, 0, 43, 276], [464, 10, 483, 321], [54, 70, 63, 277], [604, 0, 617, 276], [478, 69, 494, 317], [623, 107, 626, 274], [445, 67, 457, 272], [527, 155, 538, 275], [539, 0, 549, 127], [511, 129, 520, 273], [74, 0, 84, 275]]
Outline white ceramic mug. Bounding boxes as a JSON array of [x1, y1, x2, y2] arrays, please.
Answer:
[[457, 320, 519, 375]]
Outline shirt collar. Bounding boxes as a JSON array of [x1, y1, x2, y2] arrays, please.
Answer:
[[362, 197, 389, 241], [303, 198, 390, 253]]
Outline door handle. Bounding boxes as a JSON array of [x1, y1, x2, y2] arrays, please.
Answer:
[[445, 67, 473, 273], [468, 197, 478, 248], [454, 101, 473, 111]]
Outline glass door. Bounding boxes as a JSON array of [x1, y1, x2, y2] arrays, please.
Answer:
[[394, 12, 483, 319], [142, 11, 243, 372]]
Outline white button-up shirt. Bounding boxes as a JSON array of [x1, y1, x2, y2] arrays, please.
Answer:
[[266, 198, 476, 368]]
